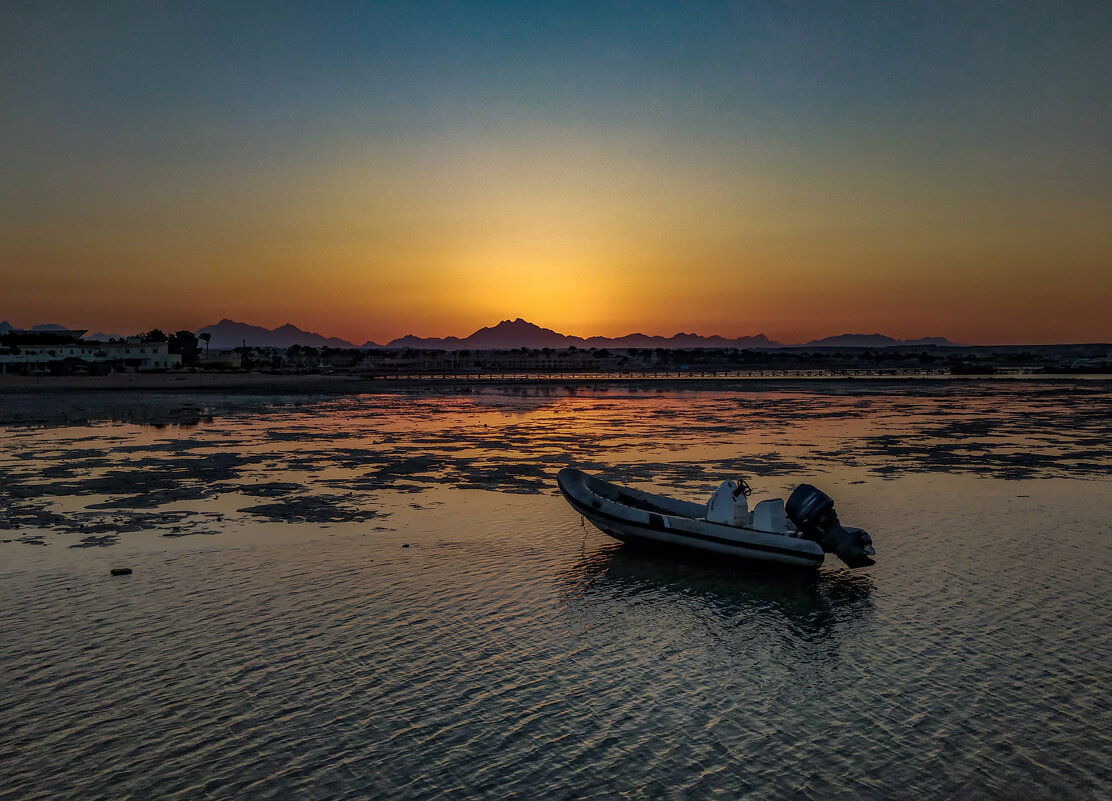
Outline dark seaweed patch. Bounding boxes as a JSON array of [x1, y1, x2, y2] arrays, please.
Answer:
[[70, 535, 119, 548], [236, 482, 304, 497], [85, 486, 214, 508], [238, 495, 377, 523]]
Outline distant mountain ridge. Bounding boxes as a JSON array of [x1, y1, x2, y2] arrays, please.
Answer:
[[386, 318, 955, 350], [800, 333, 954, 348], [3, 316, 957, 349], [0, 321, 72, 333], [387, 318, 780, 350], [168, 318, 961, 350], [196, 319, 369, 350]]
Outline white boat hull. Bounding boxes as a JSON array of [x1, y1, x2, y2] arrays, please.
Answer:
[[557, 468, 825, 568]]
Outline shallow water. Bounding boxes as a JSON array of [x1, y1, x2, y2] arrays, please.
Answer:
[[2, 382, 1110, 800]]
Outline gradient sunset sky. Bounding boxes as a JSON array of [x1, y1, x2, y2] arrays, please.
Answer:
[[2, 1, 1109, 345]]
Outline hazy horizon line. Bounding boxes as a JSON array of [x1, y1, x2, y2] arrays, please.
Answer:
[[7, 316, 1110, 349]]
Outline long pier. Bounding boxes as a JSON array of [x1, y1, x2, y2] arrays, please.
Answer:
[[356, 368, 958, 381]]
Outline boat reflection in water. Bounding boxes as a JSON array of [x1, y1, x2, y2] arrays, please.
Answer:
[[555, 540, 875, 647]]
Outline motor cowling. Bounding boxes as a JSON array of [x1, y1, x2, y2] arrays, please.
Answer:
[[785, 484, 834, 529], [786, 484, 876, 568]]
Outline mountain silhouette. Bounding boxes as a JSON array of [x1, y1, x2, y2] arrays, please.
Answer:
[[386, 318, 786, 350], [196, 319, 369, 350], [185, 317, 955, 350], [801, 333, 955, 348], [6, 315, 956, 349], [0, 321, 77, 334], [389, 319, 570, 350]]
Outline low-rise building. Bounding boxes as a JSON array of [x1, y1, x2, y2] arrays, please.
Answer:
[[97, 339, 182, 370], [0, 330, 181, 374]]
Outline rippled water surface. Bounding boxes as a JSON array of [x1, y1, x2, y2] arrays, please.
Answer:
[[2, 381, 1111, 800]]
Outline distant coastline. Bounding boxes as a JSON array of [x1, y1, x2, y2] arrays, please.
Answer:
[[4, 323, 1110, 384], [4, 369, 1111, 396]]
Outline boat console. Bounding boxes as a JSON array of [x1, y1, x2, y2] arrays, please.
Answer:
[[705, 479, 750, 526]]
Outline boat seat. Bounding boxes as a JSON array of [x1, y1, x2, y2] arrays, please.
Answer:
[[752, 499, 787, 533]]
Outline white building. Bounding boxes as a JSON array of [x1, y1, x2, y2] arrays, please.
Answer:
[[0, 332, 181, 373], [96, 339, 182, 370]]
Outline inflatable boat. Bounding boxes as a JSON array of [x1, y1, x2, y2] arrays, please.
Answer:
[[556, 468, 875, 569]]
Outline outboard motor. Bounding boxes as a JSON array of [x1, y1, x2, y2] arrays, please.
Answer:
[[786, 484, 876, 568]]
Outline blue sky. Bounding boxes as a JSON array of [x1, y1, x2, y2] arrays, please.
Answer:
[[2, 1, 1109, 343]]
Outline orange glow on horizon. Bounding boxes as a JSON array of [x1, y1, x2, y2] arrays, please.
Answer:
[[3, 123, 1109, 346]]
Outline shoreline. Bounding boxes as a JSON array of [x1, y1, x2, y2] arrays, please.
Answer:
[[3, 370, 1112, 395]]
